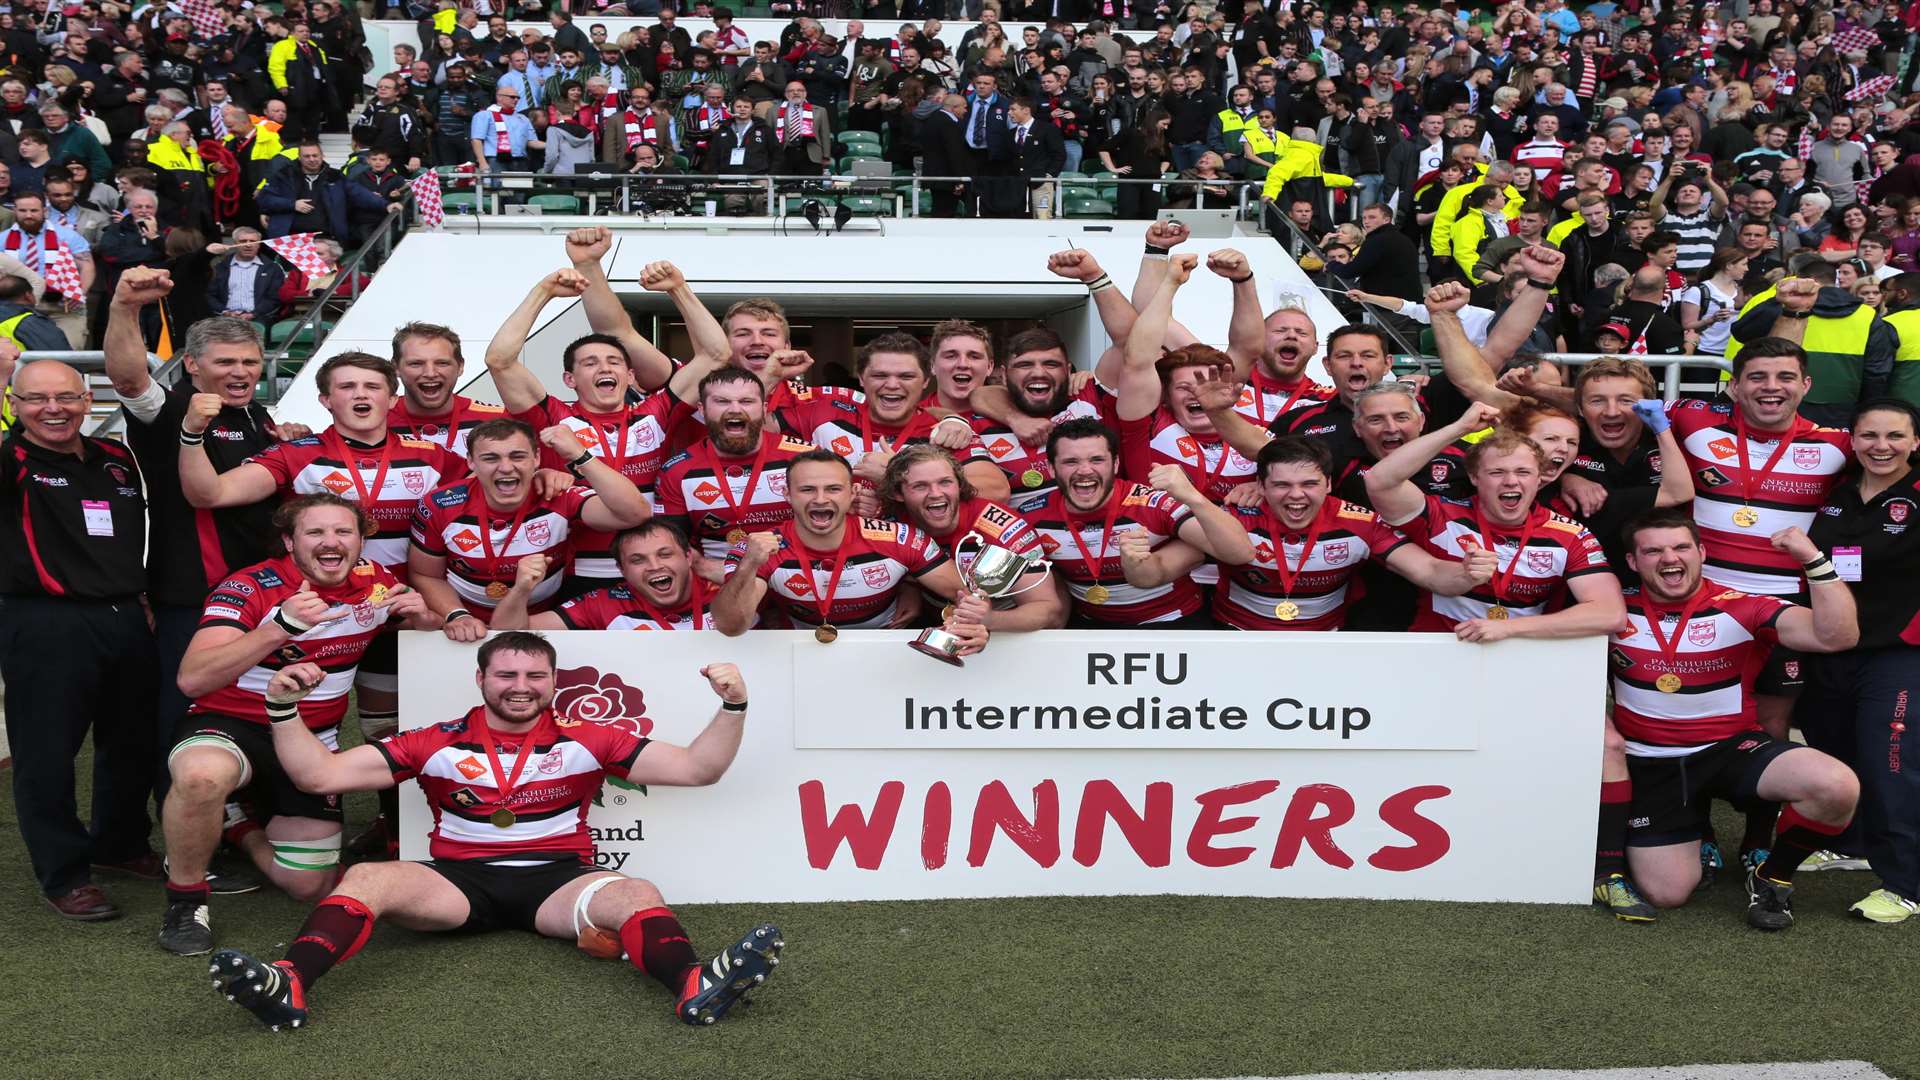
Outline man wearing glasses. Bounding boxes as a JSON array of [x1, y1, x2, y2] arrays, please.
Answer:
[[469, 83, 543, 173]]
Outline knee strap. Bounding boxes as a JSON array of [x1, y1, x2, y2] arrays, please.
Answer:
[[573, 874, 623, 937], [169, 732, 252, 789], [357, 707, 399, 740], [271, 830, 343, 872]]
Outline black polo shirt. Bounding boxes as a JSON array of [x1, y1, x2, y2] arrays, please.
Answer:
[[1810, 469, 1920, 650], [124, 383, 280, 608], [0, 431, 147, 599]]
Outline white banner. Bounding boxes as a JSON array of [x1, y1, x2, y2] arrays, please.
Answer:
[[399, 630, 1605, 905]]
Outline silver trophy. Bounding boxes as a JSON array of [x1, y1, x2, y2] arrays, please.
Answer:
[[910, 531, 1054, 666]]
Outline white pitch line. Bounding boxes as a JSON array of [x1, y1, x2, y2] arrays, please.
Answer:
[[1213, 1062, 1899, 1080]]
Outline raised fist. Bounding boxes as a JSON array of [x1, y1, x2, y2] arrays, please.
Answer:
[[264, 662, 327, 705], [740, 529, 781, 567], [1206, 248, 1250, 280], [701, 662, 747, 705], [543, 268, 589, 298], [1144, 219, 1190, 250], [1147, 461, 1198, 501], [1166, 252, 1198, 285], [565, 226, 613, 264], [1777, 276, 1820, 315], [539, 424, 588, 461], [1046, 248, 1102, 282], [1516, 244, 1564, 283], [1424, 281, 1471, 314], [513, 553, 552, 591], [1459, 538, 1498, 586], [183, 392, 223, 435], [113, 266, 173, 307], [639, 260, 686, 292], [767, 349, 814, 381], [1458, 401, 1503, 433]]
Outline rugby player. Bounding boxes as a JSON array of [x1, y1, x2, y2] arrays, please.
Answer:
[[493, 521, 724, 631], [387, 322, 506, 456], [160, 495, 436, 955], [655, 369, 817, 559], [205, 632, 783, 1028]]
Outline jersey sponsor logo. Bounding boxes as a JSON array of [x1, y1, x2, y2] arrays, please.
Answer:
[[402, 469, 427, 494], [860, 563, 891, 588], [700, 512, 728, 532], [1252, 539, 1274, 563], [537, 748, 565, 775], [553, 665, 654, 737], [861, 521, 899, 543], [1791, 446, 1822, 470], [277, 644, 306, 662], [1430, 461, 1448, 483], [830, 435, 854, 457], [1697, 467, 1730, 488], [320, 469, 355, 495], [209, 428, 247, 441], [1608, 646, 1636, 668], [784, 573, 815, 596], [204, 604, 244, 621], [1038, 533, 1062, 554], [30, 473, 68, 486], [986, 436, 1016, 458], [1736, 737, 1763, 752], [431, 486, 468, 508], [1236, 387, 1255, 407], [692, 480, 723, 503], [1322, 540, 1350, 564], [449, 786, 481, 809], [353, 561, 376, 577], [1707, 437, 1736, 460], [450, 529, 482, 553], [1890, 501, 1910, 524], [767, 470, 788, 496], [528, 520, 552, 545], [1176, 435, 1200, 460], [1525, 549, 1554, 573], [1687, 621, 1716, 646], [453, 755, 487, 780], [1647, 452, 1663, 473]]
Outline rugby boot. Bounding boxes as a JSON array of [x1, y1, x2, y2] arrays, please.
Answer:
[[677, 923, 784, 1026], [1696, 840, 1723, 892], [210, 950, 309, 1031], [1850, 888, 1918, 925], [1799, 849, 1870, 873], [1745, 869, 1795, 931], [1592, 873, 1657, 923], [1741, 847, 1771, 877], [158, 898, 214, 955]]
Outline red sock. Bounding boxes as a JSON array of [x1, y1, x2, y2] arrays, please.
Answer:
[[1757, 806, 1848, 885], [283, 896, 376, 988], [619, 906, 699, 996]]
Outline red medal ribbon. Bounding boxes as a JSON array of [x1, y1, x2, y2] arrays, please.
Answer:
[[1733, 416, 1797, 509], [1252, 373, 1315, 424], [579, 405, 633, 475], [1639, 585, 1709, 679], [630, 578, 712, 630], [1474, 502, 1545, 606], [471, 707, 550, 814], [1265, 503, 1329, 601], [712, 435, 774, 524], [324, 429, 395, 511], [1065, 486, 1127, 585], [783, 524, 849, 626], [477, 495, 534, 562]]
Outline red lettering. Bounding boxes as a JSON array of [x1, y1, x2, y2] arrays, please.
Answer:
[[1269, 783, 1356, 869], [1368, 785, 1453, 871], [1186, 780, 1281, 867], [966, 780, 1061, 867], [797, 780, 904, 870], [922, 781, 951, 870], [1071, 780, 1173, 868]]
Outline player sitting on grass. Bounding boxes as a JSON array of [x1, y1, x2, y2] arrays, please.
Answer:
[[206, 631, 781, 1029]]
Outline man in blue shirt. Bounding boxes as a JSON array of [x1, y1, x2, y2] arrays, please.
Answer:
[[469, 83, 542, 172]]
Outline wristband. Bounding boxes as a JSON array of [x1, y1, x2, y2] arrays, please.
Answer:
[[1778, 309, 1811, 320], [179, 429, 206, 446], [933, 415, 973, 431], [1086, 273, 1115, 293], [265, 700, 300, 723], [1228, 272, 1254, 284], [272, 608, 312, 635], [1803, 556, 1839, 583], [565, 450, 595, 476], [1525, 277, 1554, 291], [1144, 243, 1171, 256], [444, 608, 475, 624], [720, 699, 748, 713]]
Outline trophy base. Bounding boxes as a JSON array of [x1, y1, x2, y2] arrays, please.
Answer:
[[908, 637, 967, 667]]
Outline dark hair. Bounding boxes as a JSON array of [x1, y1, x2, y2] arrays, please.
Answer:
[[1255, 435, 1333, 482], [478, 631, 557, 673], [1731, 336, 1808, 377], [467, 418, 538, 454], [1045, 417, 1119, 464], [787, 448, 855, 480], [561, 332, 629, 374], [1851, 396, 1920, 433], [1644, 229, 1680, 253], [1005, 326, 1067, 360], [698, 366, 763, 402], [315, 350, 398, 394], [1326, 323, 1390, 357], [1622, 506, 1700, 552], [856, 331, 931, 377], [615, 518, 693, 556], [272, 492, 371, 538], [0, 275, 29, 302]]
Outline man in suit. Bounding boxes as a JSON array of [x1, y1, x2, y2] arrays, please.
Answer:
[[920, 93, 978, 218], [705, 96, 774, 214], [758, 81, 830, 176], [998, 97, 1066, 218], [203, 228, 286, 324]]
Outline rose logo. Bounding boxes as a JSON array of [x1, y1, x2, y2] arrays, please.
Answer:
[[553, 666, 653, 737]]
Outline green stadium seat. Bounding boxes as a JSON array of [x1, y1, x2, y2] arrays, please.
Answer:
[[782, 193, 837, 214], [836, 130, 880, 148], [838, 194, 893, 216], [1062, 195, 1115, 218], [672, 154, 690, 169], [267, 319, 334, 364], [840, 144, 886, 160], [527, 194, 581, 213], [441, 192, 478, 214]]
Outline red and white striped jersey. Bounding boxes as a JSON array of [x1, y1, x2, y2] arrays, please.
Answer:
[[1027, 481, 1198, 624], [1119, 408, 1258, 503], [515, 392, 690, 579], [785, 386, 992, 474], [1231, 367, 1334, 426], [655, 430, 813, 559], [1669, 399, 1851, 595], [192, 555, 402, 729], [1399, 496, 1611, 630], [376, 707, 647, 863], [554, 579, 719, 630], [728, 518, 947, 628], [965, 381, 1118, 512], [409, 481, 593, 618], [249, 429, 467, 568], [1216, 498, 1408, 630], [925, 497, 1045, 567], [1609, 584, 1790, 756], [1511, 137, 1570, 183], [388, 395, 507, 457]]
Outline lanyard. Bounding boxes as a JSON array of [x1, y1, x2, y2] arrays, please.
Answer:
[[1265, 505, 1328, 600], [478, 496, 533, 562], [631, 578, 710, 630], [1474, 503, 1545, 604], [1734, 416, 1796, 507], [784, 524, 847, 625], [324, 429, 394, 508], [1196, 431, 1239, 490], [472, 707, 548, 811], [1640, 586, 1708, 673], [1253, 374, 1314, 424], [579, 405, 633, 475], [712, 437, 774, 520], [1065, 488, 1126, 583]]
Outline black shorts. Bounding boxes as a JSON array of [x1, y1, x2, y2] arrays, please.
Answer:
[[170, 712, 344, 824], [422, 854, 605, 933], [360, 631, 397, 678], [1755, 645, 1806, 697], [1625, 732, 1801, 847]]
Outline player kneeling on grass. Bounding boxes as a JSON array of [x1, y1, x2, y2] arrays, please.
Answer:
[[207, 632, 782, 1029], [1612, 510, 1861, 930]]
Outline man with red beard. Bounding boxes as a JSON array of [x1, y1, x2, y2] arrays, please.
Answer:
[[410, 419, 650, 633], [1030, 419, 1253, 628], [1212, 248, 1334, 425], [387, 322, 507, 457], [492, 521, 722, 632], [711, 451, 983, 645], [484, 267, 720, 588], [785, 332, 1006, 511], [881, 443, 1066, 631], [1611, 510, 1860, 930], [1216, 436, 1494, 630], [963, 326, 1119, 514], [656, 369, 817, 560], [1366, 403, 1625, 640]]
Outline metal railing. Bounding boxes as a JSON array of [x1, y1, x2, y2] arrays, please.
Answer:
[[1392, 352, 1734, 402], [1254, 200, 1422, 355], [15, 349, 173, 435], [261, 188, 417, 402]]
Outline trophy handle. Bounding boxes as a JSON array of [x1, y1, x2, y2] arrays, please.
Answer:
[[995, 555, 1054, 597], [953, 530, 987, 592]]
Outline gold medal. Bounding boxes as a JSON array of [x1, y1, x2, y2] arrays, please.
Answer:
[[1732, 506, 1760, 528], [1274, 600, 1300, 621], [1084, 584, 1111, 605], [1655, 672, 1684, 693], [1485, 605, 1510, 620], [368, 583, 389, 604], [814, 623, 839, 643], [1020, 468, 1045, 488], [489, 807, 517, 829], [485, 581, 509, 599], [726, 528, 748, 544], [941, 603, 956, 621]]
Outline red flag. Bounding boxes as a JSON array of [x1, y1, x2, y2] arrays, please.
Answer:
[[179, 0, 227, 40], [264, 232, 332, 278], [409, 171, 443, 228]]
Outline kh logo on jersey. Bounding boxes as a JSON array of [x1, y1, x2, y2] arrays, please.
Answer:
[[1687, 621, 1716, 646], [537, 748, 565, 775], [403, 469, 427, 494], [767, 471, 788, 496], [454, 756, 487, 780], [553, 666, 653, 738], [450, 529, 482, 553], [1890, 501, 1910, 524], [1430, 462, 1449, 484], [352, 600, 377, 628], [1792, 446, 1823, 471], [1784, 661, 1801, 680], [320, 470, 355, 496]]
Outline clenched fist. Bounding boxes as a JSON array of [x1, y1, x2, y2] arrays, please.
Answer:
[[183, 392, 223, 435], [701, 662, 748, 704]]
